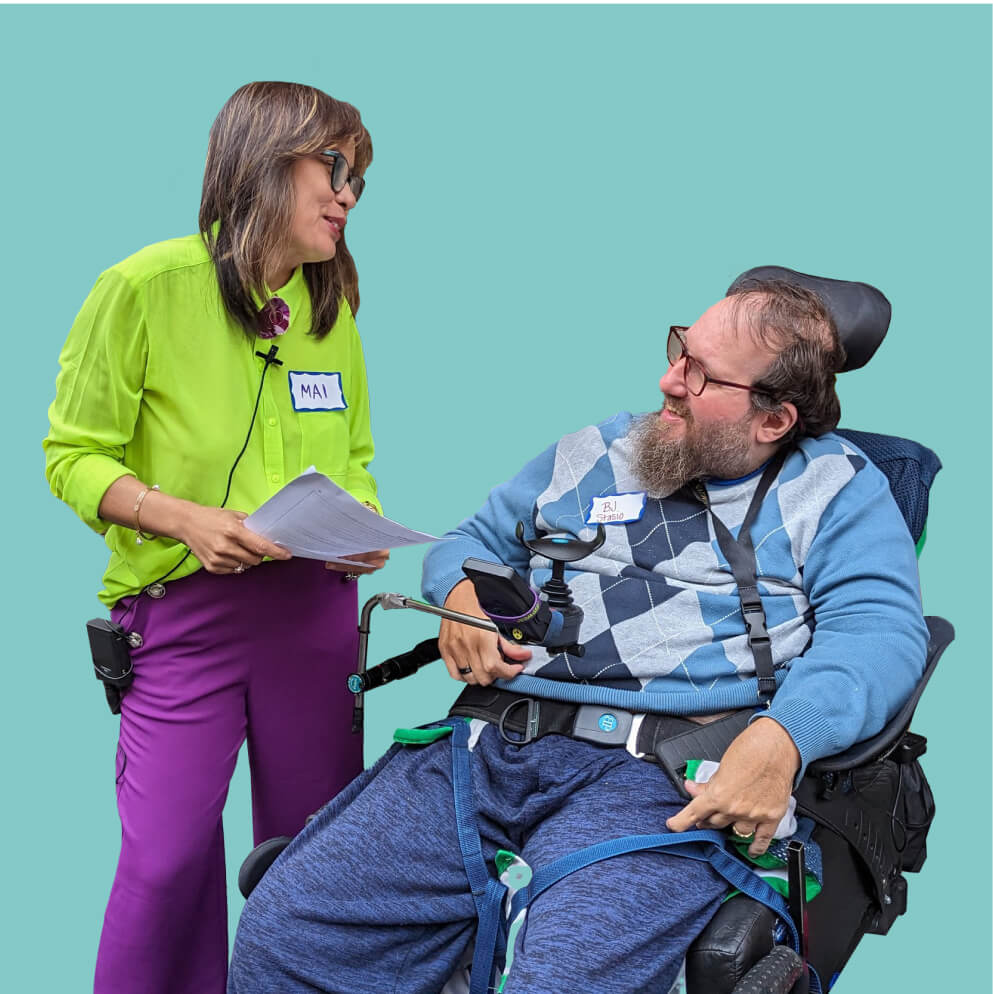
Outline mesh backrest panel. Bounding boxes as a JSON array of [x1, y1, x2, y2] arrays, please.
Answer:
[[835, 430, 942, 544]]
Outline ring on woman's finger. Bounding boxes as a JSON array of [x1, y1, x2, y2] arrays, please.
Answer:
[[731, 825, 755, 840], [234, 563, 247, 574], [458, 665, 473, 676]]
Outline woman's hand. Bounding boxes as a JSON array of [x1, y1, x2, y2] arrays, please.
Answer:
[[176, 505, 292, 574], [438, 580, 531, 686], [325, 550, 390, 574], [97, 476, 291, 574]]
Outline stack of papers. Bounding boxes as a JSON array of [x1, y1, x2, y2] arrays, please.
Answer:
[[244, 467, 441, 565]]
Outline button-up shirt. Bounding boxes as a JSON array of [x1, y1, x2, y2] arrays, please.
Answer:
[[45, 233, 380, 606]]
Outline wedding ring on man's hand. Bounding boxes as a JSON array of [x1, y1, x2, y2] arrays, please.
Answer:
[[458, 666, 473, 676]]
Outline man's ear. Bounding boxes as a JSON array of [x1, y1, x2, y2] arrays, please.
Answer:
[[755, 402, 798, 444]]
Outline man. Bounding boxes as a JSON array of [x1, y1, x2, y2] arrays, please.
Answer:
[[229, 280, 927, 994]]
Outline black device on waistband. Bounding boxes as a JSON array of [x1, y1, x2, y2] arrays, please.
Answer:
[[86, 619, 138, 715]]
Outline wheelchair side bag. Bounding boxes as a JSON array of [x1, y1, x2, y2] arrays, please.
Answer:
[[795, 732, 935, 985]]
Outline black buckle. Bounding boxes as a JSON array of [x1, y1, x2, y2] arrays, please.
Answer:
[[742, 604, 770, 647], [498, 697, 541, 745]]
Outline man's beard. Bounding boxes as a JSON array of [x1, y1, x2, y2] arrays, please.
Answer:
[[629, 406, 756, 497]]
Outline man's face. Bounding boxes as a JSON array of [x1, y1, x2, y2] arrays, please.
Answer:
[[633, 298, 779, 493]]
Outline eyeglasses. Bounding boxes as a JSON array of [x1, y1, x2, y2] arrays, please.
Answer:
[[319, 149, 365, 202], [667, 326, 774, 399]]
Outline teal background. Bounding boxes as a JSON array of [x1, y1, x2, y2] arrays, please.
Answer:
[[3, 4, 989, 990]]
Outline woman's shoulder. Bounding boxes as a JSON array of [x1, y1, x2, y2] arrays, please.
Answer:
[[109, 232, 213, 289]]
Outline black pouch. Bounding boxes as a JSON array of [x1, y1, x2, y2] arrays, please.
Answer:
[[893, 753, 935, 872], [833, 731, 934, 875], [795, 729, 935, 945], [86, 619, 136, 714], [847, 738, 934, 874], [653, 709, 754, 799]]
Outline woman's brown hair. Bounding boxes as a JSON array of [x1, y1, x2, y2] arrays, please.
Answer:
[[199, 81, 372, 340]]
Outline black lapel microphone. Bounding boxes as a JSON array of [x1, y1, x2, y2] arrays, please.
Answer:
[[255, 344, 283, 368]]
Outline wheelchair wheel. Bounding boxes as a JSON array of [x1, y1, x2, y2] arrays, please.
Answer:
[[729, 945, 806, 994], [238, 836, 293, 898]]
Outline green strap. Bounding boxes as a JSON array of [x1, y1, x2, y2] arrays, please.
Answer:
[[393, 725, 454, 745], [915, 522, 927, 559]]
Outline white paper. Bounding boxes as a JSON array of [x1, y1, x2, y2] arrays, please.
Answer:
[[244, 467, 440, 562]]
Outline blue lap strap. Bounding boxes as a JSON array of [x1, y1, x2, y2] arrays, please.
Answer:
[[446, 719, 819, 994], [448, 719, 509, 994]]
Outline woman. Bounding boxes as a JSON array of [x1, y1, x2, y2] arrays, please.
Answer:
[[44, 81, 387, 993]]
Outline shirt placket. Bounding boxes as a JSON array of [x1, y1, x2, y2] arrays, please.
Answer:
[[260, 367, 285, 490]]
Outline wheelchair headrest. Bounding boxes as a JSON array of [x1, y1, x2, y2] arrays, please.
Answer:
[[726, 266, 891, 372]]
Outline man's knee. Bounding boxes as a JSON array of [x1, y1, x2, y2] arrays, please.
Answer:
[[502, 851, 726, 994]]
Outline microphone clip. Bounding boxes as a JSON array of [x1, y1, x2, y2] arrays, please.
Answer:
[[255, 344, 283, 367]]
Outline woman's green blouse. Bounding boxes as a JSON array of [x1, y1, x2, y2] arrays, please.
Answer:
[[45, 233, 381, 607]]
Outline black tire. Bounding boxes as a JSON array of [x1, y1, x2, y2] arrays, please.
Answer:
[[237, 836, 293, 898], [729, 945, 805, 994]]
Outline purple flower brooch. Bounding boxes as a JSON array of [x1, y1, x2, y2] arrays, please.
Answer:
[[257, 297, 290, 339]]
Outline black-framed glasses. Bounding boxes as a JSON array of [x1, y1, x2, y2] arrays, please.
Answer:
[[319, 149, 365, 202], [667, 326, 774, 399]]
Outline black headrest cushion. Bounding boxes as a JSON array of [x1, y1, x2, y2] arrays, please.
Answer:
[[726, 265, 891, 372]]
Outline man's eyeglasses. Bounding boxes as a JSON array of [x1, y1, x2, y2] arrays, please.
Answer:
[[319, 149, 365, 202], [667, 326, 773, 400]]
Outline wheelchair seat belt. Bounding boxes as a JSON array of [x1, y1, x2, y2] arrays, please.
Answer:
[[442, 718, 816, 994]]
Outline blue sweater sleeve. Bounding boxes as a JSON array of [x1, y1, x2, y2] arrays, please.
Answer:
[[421, 441, 559, 607], [765, 463, 929, 776]]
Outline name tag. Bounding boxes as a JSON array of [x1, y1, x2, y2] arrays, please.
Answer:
[[289, 371, 347, 412], [586, 492, 646, 525]]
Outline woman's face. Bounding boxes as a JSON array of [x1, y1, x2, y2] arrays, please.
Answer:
[[279, 138, 358, 280]]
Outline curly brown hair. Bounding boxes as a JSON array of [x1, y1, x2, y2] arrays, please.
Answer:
[[726, 279, 847, 442], [199, 81, 372, 341]]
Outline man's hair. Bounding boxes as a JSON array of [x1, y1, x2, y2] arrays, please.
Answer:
[[199, 81, 372, 341], [726, 279, 847, 442]]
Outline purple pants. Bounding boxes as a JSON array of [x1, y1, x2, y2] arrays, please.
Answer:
[[96, 557, 362, 994]]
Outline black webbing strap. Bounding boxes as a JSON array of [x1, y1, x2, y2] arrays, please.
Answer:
[[689, 446, 792, 702], [448, 684, 699, 749]]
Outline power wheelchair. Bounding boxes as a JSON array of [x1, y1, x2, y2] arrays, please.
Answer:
[[239, 267, 950, 994]]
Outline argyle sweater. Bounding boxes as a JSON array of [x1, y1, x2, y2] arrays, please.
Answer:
[[422, 412, 928, 773]]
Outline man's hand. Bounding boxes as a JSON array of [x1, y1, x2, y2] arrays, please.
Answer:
[[665, 717, 801, 857], [438, 579, 531, 686]]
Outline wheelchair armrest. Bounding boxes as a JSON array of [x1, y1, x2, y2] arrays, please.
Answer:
[[807, 616, 952, 775]]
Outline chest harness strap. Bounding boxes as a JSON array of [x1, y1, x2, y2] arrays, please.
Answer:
[[444, 718, 818, 994], [689, 445, 792, 703]]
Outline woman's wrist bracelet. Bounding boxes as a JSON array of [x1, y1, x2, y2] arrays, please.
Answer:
[[133, 484, 160, 544]]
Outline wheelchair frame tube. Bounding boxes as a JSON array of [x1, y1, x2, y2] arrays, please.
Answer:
[[351, 593, 499, 733]]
